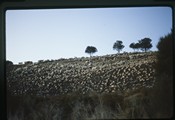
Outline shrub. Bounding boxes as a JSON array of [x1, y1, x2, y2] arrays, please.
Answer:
[[156, 30, 173, 75], [6, 60, 13, 66]]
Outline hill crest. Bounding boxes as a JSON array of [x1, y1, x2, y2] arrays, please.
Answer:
[[6, 52, 157, 96]]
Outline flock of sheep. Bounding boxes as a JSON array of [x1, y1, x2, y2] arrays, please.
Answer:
[[6, 52, 157, 96]]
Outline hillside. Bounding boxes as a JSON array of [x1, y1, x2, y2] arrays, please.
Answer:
[[6, 51, 157, 96]]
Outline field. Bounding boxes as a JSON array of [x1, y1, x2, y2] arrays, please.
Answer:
[[6, 52, 173, 119]]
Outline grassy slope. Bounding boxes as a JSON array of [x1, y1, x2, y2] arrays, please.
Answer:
[[7, 52, 157, 95], [6, 52, 173, 120]]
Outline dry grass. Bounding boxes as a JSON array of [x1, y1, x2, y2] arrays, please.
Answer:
[[6, 90, 148, 120], [7, 74, 173, 120]]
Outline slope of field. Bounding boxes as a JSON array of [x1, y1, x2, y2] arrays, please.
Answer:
[[6, 52, 157, 96]]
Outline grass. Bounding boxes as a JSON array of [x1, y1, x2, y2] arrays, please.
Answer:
[[7, 74, 173, 120], [5, 89, 150, 119]]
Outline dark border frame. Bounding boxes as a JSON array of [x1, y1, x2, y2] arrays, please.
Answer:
[[0, 0, 175, 119]]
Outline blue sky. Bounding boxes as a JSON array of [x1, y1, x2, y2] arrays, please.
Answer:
[[6, 7, 172, 64]]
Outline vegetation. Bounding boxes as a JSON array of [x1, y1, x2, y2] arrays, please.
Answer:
[[6, 60, 13, 66], [130, 38, 152, 52], [138, 38, 152, 52], [6, 31, 173, 119], [85, 46, 98, 64], [129, 43, 136, 51], [129, 42, 141, 52], [151, 30, 173, 118], [156, 30, 173, 75], [113, 40, 125, 53], [7, 89, 153, 120], [85, 46, 97, 57], [7, 47, 173, 119], [135, 43, 141, 51]]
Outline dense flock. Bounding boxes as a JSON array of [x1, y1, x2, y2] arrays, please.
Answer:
[[6, 52, 157, 96]]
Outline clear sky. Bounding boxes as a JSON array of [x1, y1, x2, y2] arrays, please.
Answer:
[[6, 7, 172, 64]]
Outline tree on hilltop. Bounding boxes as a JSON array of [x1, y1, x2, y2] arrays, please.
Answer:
[[85, 46, 97, 57], [138, 38, 152, 52], [134, 42, 141, 51], [129, 42, 142, 52], [113, 40, 125, 53], [129, 43, 136, 52], [85, 46, 97, 65]]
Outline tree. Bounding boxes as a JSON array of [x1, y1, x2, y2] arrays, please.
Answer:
[[151, 30, 173, 117], [129, 43, 136, 51], [85, 46, 97, 65], [85, 46, 97, 57], [113, 40, 125, 53], [156, 30, 173, 75], [6, 60, 13, 66], [138, 38, 152, 52], [135, 42, 141, 51]]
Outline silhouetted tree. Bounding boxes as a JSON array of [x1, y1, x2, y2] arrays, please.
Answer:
[[135, 43, 141, 51], [113, 40, 125, 53], [129, 43, 136, 51], [85, 46, 97, 65], [6, 60, 13, 66], [157, 30, 173, 75], [85, 46, 97, 57], [151, 30, 174, 117], [138, 38, 152, 52]]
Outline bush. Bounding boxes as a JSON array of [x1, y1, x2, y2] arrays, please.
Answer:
[[149, 30, 174, 118], [156, 30, 173, 75], [6, 60, 13, 66], [7, 91, 155, 120]]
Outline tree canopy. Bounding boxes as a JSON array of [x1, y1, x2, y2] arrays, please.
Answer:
[[130, 38, 152, 52], [113, 40, 125, 53], [156, 30, 173, 75], [6, 60, 13, 66], [138, 38, 152, 52], [85, 46, 98, 57], [129, 43, 138, 51]]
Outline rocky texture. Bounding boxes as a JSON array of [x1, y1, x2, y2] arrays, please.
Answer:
[[6, 52, 157, 96]]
